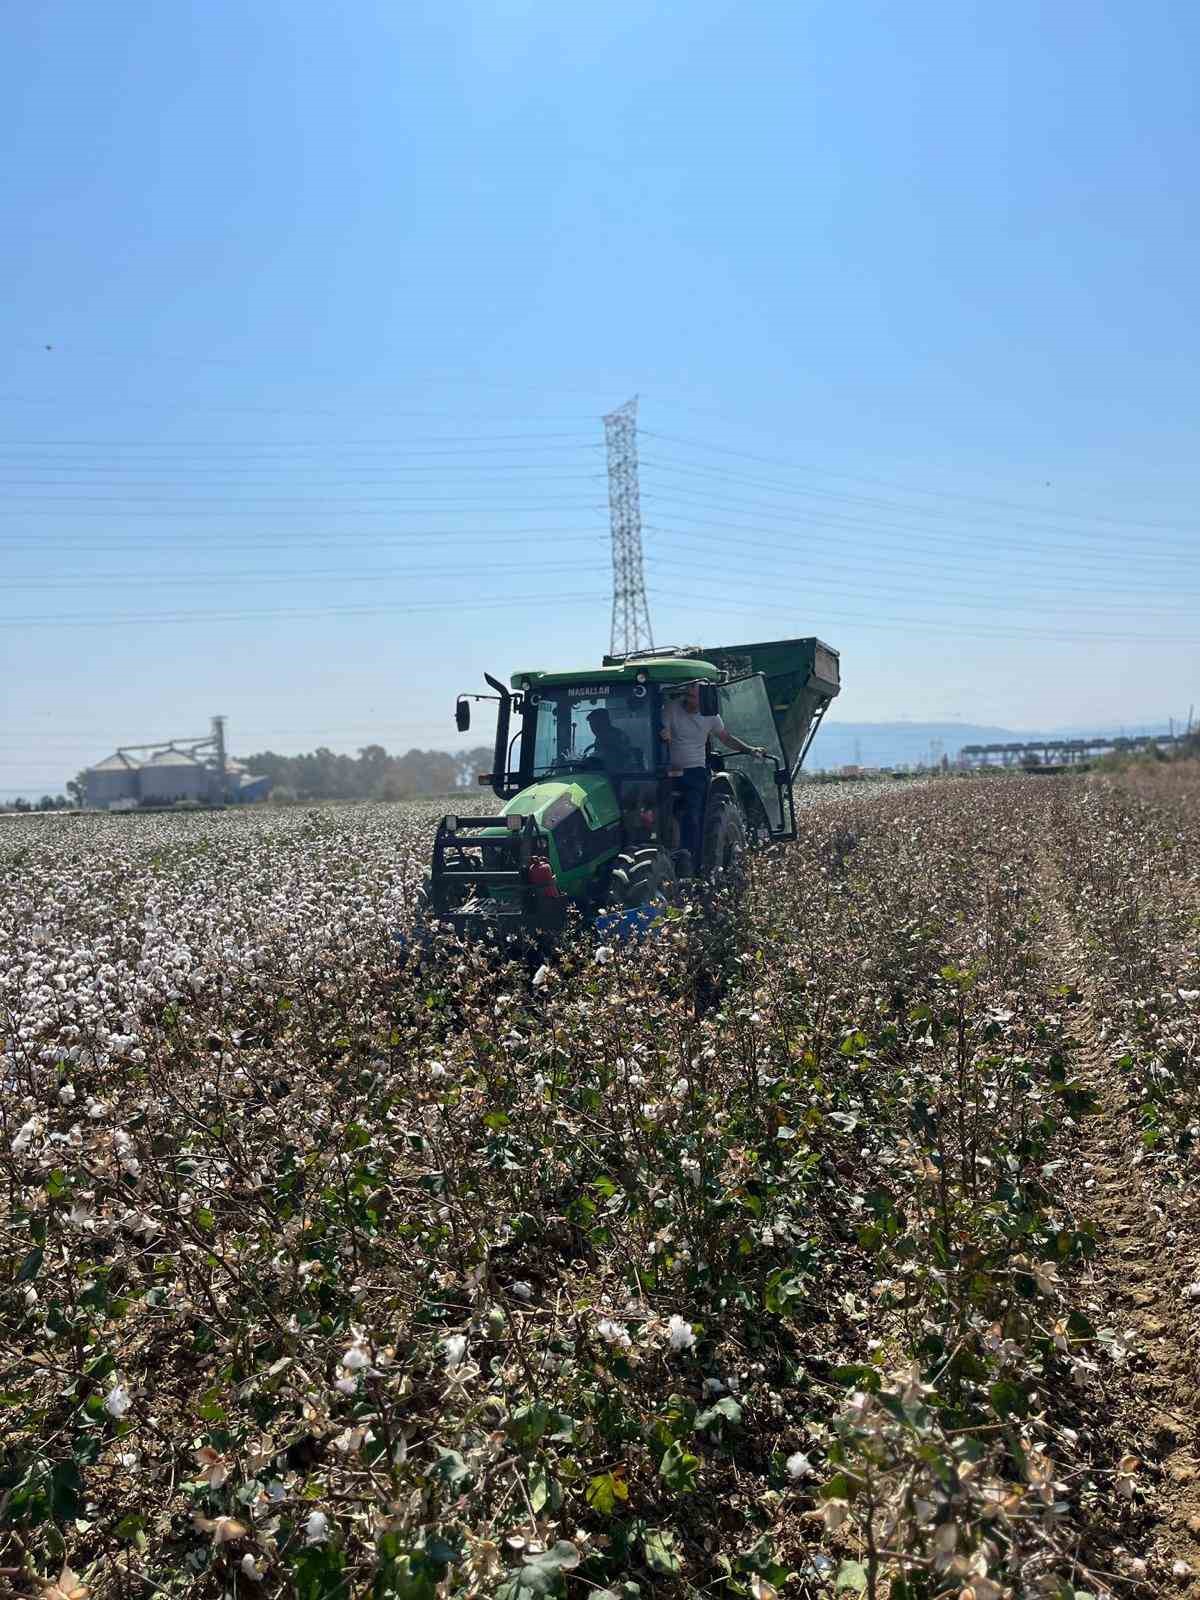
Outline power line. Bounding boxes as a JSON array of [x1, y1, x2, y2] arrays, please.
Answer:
[[644, 560, 1197, 618], [641, 458, 1200, 547], [641, 428, 1200, 536], [0, 590, 608, 630], [642, 482, 1200, 553], [652, 589, 1200, 646], [7, 559, 606, 590], [643, 512, 1200, 568], [644, 530, 1199, 590], [643, 552, 1199, 606], [0, 529, 603, 554], [0, 501, 606, 517], [0, 432, 599, 449]]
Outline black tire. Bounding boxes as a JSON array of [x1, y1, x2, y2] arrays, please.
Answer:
[[608, 846, 676, 908], [700, 789, 748, 885]]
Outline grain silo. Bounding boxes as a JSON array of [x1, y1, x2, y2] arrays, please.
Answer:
[[138, 748, 213, 804], [83, 752, 142, 809]]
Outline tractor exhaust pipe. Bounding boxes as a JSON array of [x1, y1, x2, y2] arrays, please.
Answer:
[[484, 673, 511, 801]]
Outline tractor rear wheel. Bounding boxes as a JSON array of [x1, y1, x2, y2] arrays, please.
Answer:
[[609, 846, 676, 908], [701, 790, 748, 887]]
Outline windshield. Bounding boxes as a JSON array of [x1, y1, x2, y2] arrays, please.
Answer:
[[525, 685, 655, 778]]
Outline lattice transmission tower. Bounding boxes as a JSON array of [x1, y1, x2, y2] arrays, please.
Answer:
[[603, 397, 654, 656]]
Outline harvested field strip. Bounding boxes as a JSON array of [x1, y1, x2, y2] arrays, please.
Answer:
[[1, 772, 1198, 1599]]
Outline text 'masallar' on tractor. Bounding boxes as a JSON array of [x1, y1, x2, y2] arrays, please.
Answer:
[[426, 637, 839, 939]]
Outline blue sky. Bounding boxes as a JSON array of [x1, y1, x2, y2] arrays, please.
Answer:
[[3, 0, 1198, 793]]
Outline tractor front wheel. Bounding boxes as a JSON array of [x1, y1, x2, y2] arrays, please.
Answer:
[[609, 846, 676, 908]]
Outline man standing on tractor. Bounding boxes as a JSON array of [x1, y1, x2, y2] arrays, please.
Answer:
[[663, 682, 770, 872]]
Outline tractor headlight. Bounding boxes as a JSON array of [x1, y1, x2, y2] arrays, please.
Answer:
[[506, 815, 522, 831]]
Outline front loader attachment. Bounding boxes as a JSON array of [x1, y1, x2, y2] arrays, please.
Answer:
[[429, 813, 569, 938]]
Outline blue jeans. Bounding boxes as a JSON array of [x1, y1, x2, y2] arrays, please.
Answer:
[[674, 766, 708, 865]]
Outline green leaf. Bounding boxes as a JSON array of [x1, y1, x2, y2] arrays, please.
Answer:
[[291, 1545, 348, 1600], [16, 1246, 44, 1283], [696, 1396, 743, 1432], [529, 1462, 554, 1514], [643, 1529, 681, 1576], [989, 1379, 1027, 1419], [836, 1560, 868, 1593], [514, 1541, 581, 1595], [432, 1448, 471, 1491], [820, 1471, 857, 1503], [659, 1439, 699, 1492], [586, 1470, 628, 1515]]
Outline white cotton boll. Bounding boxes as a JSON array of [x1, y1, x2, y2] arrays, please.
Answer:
[[510, 1281, 532, 1301], [341, 1342, 370, 1372], [24, 1286, 38, 1309], [594, 945, 613, 965], [304, 1511, 329, 1544], [104, 1383, 132, 1417], [58, 1082, 76, 1104], [442, 1333, 468, 1370], [597, 1319, 632, 1350], [12, 1116, 42, 1155], [667, 1314, 696, 1351], [241, 1553, 266, 1581], [532, 964, 551, 988], [333, 1376, 357, 1395], [786, 1451, 814, 1480]]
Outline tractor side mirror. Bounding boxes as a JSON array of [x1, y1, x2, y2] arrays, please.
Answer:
[[698, 683, 720, 717], [455, 698, 471, 733]]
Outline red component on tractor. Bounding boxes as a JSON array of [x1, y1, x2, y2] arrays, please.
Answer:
[[527, 857, 560, 897]]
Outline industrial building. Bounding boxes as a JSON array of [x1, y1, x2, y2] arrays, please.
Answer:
[[80, 717, 270, 810]]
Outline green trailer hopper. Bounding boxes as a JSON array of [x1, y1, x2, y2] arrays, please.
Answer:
[[699, 636, 840, 776], [604, 636, 840, 778]]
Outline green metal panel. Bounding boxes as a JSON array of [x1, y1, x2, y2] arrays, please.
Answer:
[[716, 675, 787, 830], [698, 637, 840, 772]]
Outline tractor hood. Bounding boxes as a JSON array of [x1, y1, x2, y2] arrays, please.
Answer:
[[497, 772, 622, 891], [500, 771, 619, 832]]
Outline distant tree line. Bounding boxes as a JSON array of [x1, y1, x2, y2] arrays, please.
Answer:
[[1, 794, 72, 813], [243, 744, 494, 803]]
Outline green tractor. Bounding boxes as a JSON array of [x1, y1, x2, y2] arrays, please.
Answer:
[[426, 637, 840, 940]]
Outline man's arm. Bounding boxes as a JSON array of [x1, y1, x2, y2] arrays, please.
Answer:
[[716, 726, 771, 759]]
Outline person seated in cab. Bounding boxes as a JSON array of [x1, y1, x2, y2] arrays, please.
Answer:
[[585, 708, 642, 772], [662, 681, 769, 870]]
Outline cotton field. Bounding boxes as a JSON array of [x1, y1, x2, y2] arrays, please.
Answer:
[[2, 771, 1199, 1600]]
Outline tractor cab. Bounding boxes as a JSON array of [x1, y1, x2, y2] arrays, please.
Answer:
[[428, 640, 839, 939]]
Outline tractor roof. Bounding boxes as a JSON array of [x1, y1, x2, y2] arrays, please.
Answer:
[[511, 658, 722, 690]]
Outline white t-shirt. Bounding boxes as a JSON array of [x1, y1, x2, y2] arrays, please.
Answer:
[[663, 701, 725, 770]]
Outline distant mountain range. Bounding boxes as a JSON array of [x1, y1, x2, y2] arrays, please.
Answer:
[[807, 719, 1180, 771]]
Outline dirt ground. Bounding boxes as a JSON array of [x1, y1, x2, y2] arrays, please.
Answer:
[[1042, 865, 1200, 1595]]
